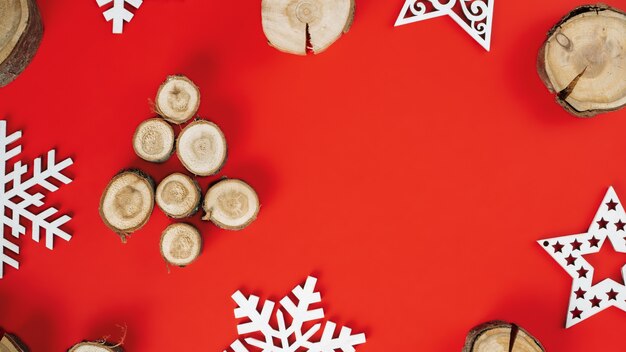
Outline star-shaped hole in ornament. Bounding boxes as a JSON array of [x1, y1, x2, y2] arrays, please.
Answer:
[[539, 186, 626, 327]]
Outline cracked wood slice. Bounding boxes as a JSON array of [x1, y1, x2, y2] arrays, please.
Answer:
[[156, 172, 201, 218], [463, 321, 545, 352], [0, 333, 27, 352], [176, 120, 227, 176], [537, 4, 626, 117], [68, 342, 122, 352], [202, 179, 259, 230], [160, 223, 202, 267], [99, 170, 155, 242], [0, 0, 43, 87], [261, 0, 355, 55], [155, 75, 200, 124], [132, 118, 175, 163]]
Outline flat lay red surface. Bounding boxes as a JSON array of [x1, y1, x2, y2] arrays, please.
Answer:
[[1, 0, 626, 351]]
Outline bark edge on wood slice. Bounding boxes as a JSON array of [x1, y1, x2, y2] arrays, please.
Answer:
[[202, 179, 260, 230], [261, 0, 355, 55], [0, 0, 43, 87], [156, 172, 201, 218], [132, 118, 175, 163], [0, 333, 28, 352], [160, 223, 202, 267], [176, 119, 227, 176], [155, 75, 200, 124], [462, 321, 545, 352], [537, 4, 626, 117], [99, 169, 155, 242], [68, 341, 123, 352]]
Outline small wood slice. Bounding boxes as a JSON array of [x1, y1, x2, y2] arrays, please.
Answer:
[[0, 333, 28, 352], [176, 120, 227, 176], [132, 118, 175, 163], [202, 179, 259, 230], [155, 75, 200, 124], [0, 0, 43, 87], [99, 170, 155, 242], [537, 4, 626, 117], [156, 173, 201, 218], [261, 0, 355, 55], [463, 321, 545, 352], [160, 223, 202, 267], [68, 342, 122, 352]]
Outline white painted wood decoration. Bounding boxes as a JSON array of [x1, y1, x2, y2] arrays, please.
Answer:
[[96, 0, 143, 34], [395, 0, 494, 51], [0, 121, 73, 278], [539, 187, 626, 327], [226, 276, 366, 351]]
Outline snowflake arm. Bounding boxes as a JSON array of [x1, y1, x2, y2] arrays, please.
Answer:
[[97, 0, 143, 34]]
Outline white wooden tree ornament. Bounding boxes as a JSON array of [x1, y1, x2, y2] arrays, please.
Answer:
[[539, 187, 626, 328], [395, 0, 494, 51], [96, 0, 143, 34], [226, 276, 366, 351], [0, 121, 73, 278]]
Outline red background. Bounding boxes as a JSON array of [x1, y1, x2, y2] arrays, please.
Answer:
[[1, 0, 626, 351]]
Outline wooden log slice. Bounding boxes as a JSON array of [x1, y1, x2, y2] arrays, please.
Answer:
[[463, 321, 544, 352], [160, 223, 202, 267], [0, 0, 43, 86], [176, 120, 227, 176], [537, 4, 626, 117], [202, 179, 259, 230], [155, 75, 200, 124], [68, 342, 123, 352], [261, 0, 355, 55], [132, 118, 175, 163], [0, 333, 28, 352], [99, 170, 155, 242], [156, 172, 201, 218]]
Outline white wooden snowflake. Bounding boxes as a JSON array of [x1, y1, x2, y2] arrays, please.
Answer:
[[96, 0, 143, 34], [226, 276, 366, 351], [0, 121, 73, 278], [395, 0, 494, 51], [539, 187, 626, 327]]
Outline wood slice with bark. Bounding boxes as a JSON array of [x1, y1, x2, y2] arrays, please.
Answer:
[[156, 172, 201, 218], [132, 118, 175, 163], [68, 342, 123, 352], [0, 333, 28, 352], [160, 223, 202, 267], [99, 169, 155, 242], [202, 179, 259, 230], [176, 120, 227, 176], [155, 75, 200, 124], [537, 4, 626, 117], [462, 321, 544, 352], [261, 0, 355, 55], [0, 0, 43, 86]]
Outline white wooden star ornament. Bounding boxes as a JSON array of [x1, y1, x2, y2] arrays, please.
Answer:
[[395, 0, 494, 51], [539, 186, 626, 328]]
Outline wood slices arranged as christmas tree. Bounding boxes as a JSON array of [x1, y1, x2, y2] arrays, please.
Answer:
[[99, 75, 259, 268], [538, 4, 626, 117]]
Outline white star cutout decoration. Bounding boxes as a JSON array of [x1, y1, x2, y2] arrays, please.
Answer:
[[395, 0, 494, 51], [539, 186, 626, 328]]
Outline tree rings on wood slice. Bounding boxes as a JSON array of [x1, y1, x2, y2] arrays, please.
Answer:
[[68, 342, 122, 352], [0, 0, 43, 87], [261, 0, 355, 55], [463, 321, 545, 352], [160, 223, 202, 267], [176, 120, 227, 176], [155, 75, 200, 124], [99, 170, 155, 241], [132, 118, 175, 163], [156, 173, 201, 218], [0, 333, 27, 352], [537, 4, 626, 117], [202, 179, 259, 230]]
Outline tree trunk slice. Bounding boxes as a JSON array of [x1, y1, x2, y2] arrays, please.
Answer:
[[132, 118, 175, 163], [156, 172, 201, 218], [155, 75, 200, 124], [261, 0, 355, 55], [68, 342, 122, 352], [202, 179, 259, 230], [176, 120, 227, 176], [160, 223, 202, 267], [99, 169, 155, 242], [0, 333, 28, 352], [0, 0, 43, 87], [537, 4, 626, 117], [463, 321, 545, 352]]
